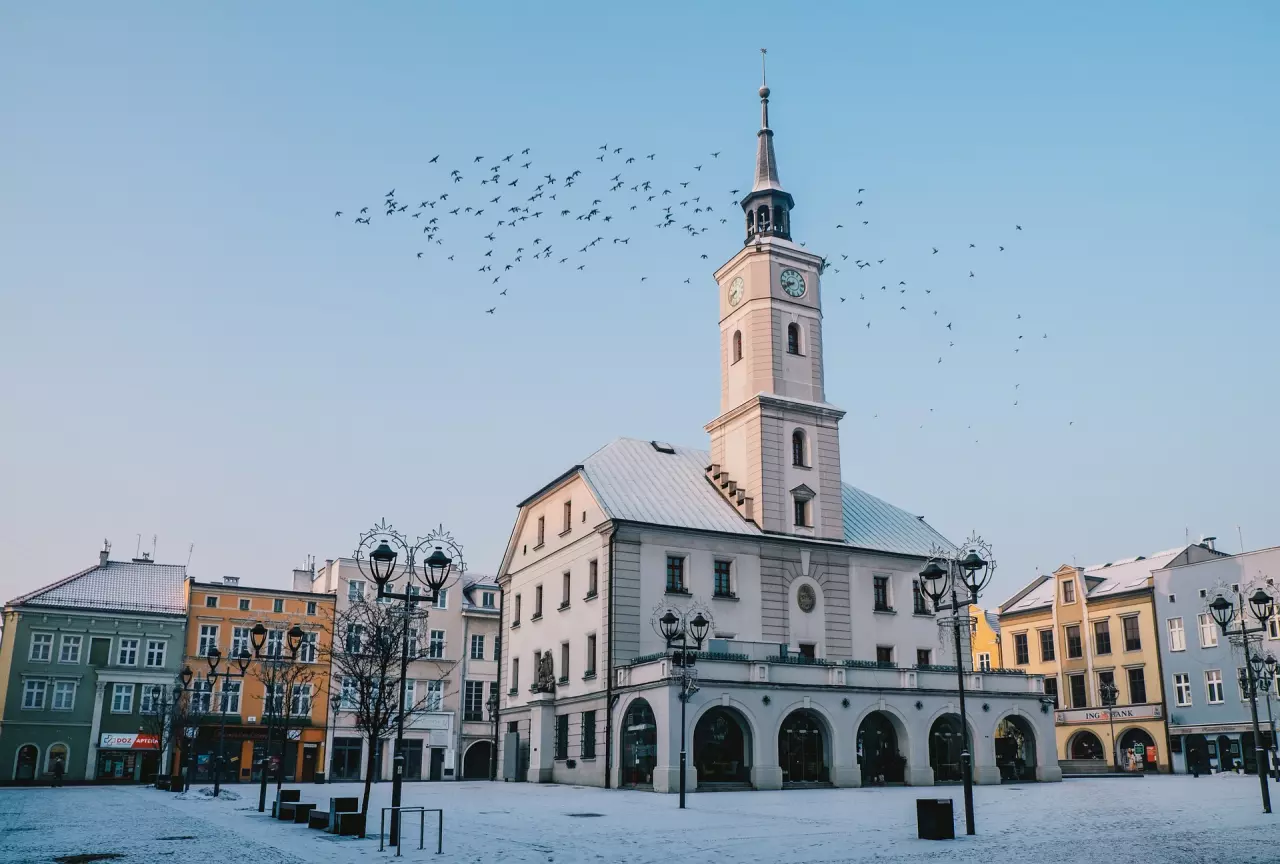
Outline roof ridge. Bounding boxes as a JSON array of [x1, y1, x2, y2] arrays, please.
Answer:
[[7, 561, 103, 607]]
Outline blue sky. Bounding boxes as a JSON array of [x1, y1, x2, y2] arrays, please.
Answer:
[[2, 2, 1277, 607]]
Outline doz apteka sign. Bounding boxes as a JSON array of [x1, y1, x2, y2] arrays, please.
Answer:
[[99, 732, 160, 750]]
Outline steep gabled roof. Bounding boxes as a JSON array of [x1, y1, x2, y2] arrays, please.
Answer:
[[9, 559, 188, 616]]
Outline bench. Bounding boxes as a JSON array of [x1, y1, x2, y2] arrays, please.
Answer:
[[326, 796, 360, 834], [271, 788, 301, 819], [292, 803, 317, 824], [334, 810, 366, 837], [308, 809, 330, 830]]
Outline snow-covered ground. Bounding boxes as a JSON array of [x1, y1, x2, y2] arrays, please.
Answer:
[[2, 774, 1276, 863]]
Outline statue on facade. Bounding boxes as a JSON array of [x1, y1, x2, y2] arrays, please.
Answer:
[[535, 651, 556, 693]]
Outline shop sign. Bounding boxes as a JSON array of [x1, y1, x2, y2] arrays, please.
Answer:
[[1054, 704, 1162, 725], [99, 732, 160, 750]]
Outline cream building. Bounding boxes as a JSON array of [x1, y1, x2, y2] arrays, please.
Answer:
[[494, 80, 1060, 792], [297, 560, 500, 781]]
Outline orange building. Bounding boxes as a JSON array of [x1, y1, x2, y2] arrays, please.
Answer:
[[181, 577, 335, 784]]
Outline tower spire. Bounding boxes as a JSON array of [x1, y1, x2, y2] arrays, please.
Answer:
[[742, 48, 794, 243]]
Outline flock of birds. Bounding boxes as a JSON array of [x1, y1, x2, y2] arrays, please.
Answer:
[[334, 141, 1067, 435]]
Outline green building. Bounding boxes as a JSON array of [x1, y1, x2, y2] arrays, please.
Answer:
[[0, 543, 189, 784]]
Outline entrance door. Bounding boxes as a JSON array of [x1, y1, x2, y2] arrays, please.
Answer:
[[331, 737, 362, 781], [402, 740, 423, 780], [14, 745, 38, 782], [620, 699, 657, 787], [300, 744, 317, 782], [429, 748, 445, 781], [857, 711, 904, 784], [778, 710, 828, 785]]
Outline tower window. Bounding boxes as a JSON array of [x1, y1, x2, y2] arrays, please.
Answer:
[[732, 330, 742, 364], [758, 205, 771, 232], [793, 498, 810, 527], [792, 429, 807, 467], [747, 210, 755, 233], [786, 323, 801, 355]]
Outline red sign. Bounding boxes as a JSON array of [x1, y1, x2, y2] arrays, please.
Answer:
[[99, 732, 160, 750]]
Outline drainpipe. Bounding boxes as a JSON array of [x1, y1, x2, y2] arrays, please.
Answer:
[[459, 605, 471, 780], [492, 587, 503, 781], [604, 529, 615, 789]]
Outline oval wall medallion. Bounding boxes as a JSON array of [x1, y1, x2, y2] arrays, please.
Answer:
[[797, 584, 816, 613]]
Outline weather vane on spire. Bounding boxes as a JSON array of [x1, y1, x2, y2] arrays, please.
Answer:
[[761, 48, 768, 87]]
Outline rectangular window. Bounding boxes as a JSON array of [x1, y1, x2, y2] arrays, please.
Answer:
[[471, 634, 485, 660], [111, 683, 134, 713], [266, 629, 284, 658], [263, 682, 283, 716], [1064, 624, 1082, 659], [555, 714, 569, 760], [306, 600, 317, 616], [290, 683, 312, 716], [561, 571, 571, 608], [912, 580, 929, 614], [483, 591, 495, 609], [340, 676, 358, 710], [1098, 670, 1116, 705], [793, 498, 809, 527], [1093, 620, 1112, 655], [586, 634, 597, 676], [511, 657, 519, 692], [345, 623, 363, 654], [587, 560, 598, 597], [1206, 669, 1224, 704], [514, 594, 522, 625], [348, 580, 365, 602], [205, 595, 219, 608], [197, 626, 219, 657], [52, 681, 77, 711], [798, 643, 816, 659], [273, 598, 284, 613], [145, 639, 166, 668], [231, 627, 250, 658], [977, 652, 992, 672], [59, 634, 82, 664], [536, 515, 545, 547], [1014, 633, 1030, 665], [560, 642, 570, 682], [407, 627, 421, 659], [876, 645, 894, 664], [1198, 613, 1218, 648], [219, 680, 242, 714], [433, 587, 448, 610], [298, 631, 318, 663], [29, 632, 53, 662], [464, 680, 484, 721], [22, 680, 47, 709], [873, 576, 890, 611], [426, 680, 443, 712], [563, 500, 572, 533], [666, 556, 686, 593], [1127, 667, 1147, 704], [1167, 617, 1186, 652], [1039, 629, 1056, 662], [239, 598, 251, 611], [582, 710, 597, 758], [190, 680, 212, 714], [534, 586, 543, 617], [1268, 614, 1279, 640], [1122, 615, 1141, 651], [1069, 673, 1087, 709], [403, 678, 416, 712], [714, 560, 733, 597], [1043, 676, 1059, 708], [1239, 667, 1252, 702], [428, 630, 445, 659], [916, 649, 932, 667], [1174, 673, 1192, 706], [1062, 580, 1076, 603]]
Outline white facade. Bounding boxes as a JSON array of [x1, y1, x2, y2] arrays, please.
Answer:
[[495, 81, 1060, 792]]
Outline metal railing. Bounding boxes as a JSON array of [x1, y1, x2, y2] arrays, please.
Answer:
[[379, 806, 442, 855]]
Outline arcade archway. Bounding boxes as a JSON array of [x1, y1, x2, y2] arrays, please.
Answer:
[[857, 711, 906, 784], [778, 709, 829, 785], [693, 707, 752, 786]]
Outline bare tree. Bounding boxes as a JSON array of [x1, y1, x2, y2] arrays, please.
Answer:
[[141, 683, 193, 788], [325, 598, 459, 817]]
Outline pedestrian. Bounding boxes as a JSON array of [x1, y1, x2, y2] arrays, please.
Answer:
[[51, 757, 65, 788]]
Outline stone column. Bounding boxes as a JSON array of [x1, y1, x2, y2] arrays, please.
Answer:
[[85, 680, 107, 781], [526, 693, 555, 783]]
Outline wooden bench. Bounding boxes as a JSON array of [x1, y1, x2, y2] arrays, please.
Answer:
[[271, 789, 301, 819], [292, 803, 317, 824], [326, 796, 360, 834], [334, 810, 366, 837], [308, 809, 330, 830]]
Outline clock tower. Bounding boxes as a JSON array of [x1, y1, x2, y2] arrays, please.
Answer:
[[705, 75, 846, 541]]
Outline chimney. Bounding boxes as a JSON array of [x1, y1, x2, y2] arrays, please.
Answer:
[[222, 575, 240, 586], [131, 552, 153, 564], [1201, 536, 1217, 552], [99, 539, 111, 567]]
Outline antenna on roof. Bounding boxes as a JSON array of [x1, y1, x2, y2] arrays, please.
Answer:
[[1237, 525, 1245, 554], [135, 534, 142, 559], [151, 534, 157, 560], [187, 543, 195, 567]]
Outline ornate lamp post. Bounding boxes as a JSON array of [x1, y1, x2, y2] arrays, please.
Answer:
[[651, 602, 712, 810], [919, 534, 996, 837], [354, 520, 460, 846], [205, 644, 255, 797], [486, 691, 500, 781], [147, 676, 188, 788], [1098, 679, 1120, 771], [176, 665, 194, 792], [327, 691, 343, 783], [1208, 587, 1274, 814], [1251, 654, 1279, 780]]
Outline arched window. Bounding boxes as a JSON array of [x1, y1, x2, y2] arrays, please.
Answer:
[[45, 742, 68, 774], [758, 205, 771, 232], [787, 323, 800, 355], [732, 330, 743, 363], [746, 210, 755, 233], [792, 429, 806, 467]]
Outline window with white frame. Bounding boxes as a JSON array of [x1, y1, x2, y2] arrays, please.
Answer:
[[273, 598, 284, 613], [345, 623, 363, 654], [464, 680, 485, 721], [52, 681, 77, 711], [1206, 669, 1224, 704], [145, 639, 167, 668], [340, 676, 358, 710], [231, 627, 250, 658], [1198, 613, 1218, 648], [426, 680, 443, 711], [22, 679, 46, 709], [291, 683, 312, 716], [586, 633, 597, 676], [110, 683, 134, 713], [190, 679, 213, 714], [433, 588, 448, 610], [140, 685, 161, 714], [29, 632, 53, 662], [219, 680, 242, 714], [1174, 673, 1192, 707], [977, 652, 992, 672], [116, 638, 139, 666], [1268, 613, 1280, 640], [306, 600, 317, 616], [59, 634, 82, 664], [428, 630, 445, 659], [265, 628, 284, 658], [197, 625, 219, 657], [482, 591, 496, 608], [348, 579, 365, 602], [298, 632, 318, 663], [471, 634, 485, 660], [1238, 667, 1252, 702], [265, 683, 284, 716], [1167, 617, 1185, 652]]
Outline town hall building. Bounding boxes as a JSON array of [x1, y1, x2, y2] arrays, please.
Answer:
[[494, 80, 1061, 791]]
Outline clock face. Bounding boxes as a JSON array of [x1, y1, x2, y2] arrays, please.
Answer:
[[727, 276, 745, 307], [780, 268, 806, 298]]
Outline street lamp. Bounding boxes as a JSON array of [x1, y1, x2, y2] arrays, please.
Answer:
[[919, 534, 996, 837], [650, 602, 713, 810], [205, 645, 254, 797], [258, 623, 306, 812], [326, 690, 343, 783], [1099, 679, 1120, 772], [1251, 654, 1279, 780], [354, 520, 461, 845], [1208, 587, 1273, 814], [486, 691, 500, 781]]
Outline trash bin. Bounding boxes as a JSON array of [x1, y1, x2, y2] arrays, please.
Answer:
[[916, 798, 955, 840]]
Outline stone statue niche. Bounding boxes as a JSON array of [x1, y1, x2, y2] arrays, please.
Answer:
[[534, 651, 556, 693]]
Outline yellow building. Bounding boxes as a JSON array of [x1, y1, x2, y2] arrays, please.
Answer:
[[998, 545, 1219, 774], [970, 605, 1003, 671]]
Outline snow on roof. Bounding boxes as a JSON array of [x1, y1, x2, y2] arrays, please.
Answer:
[[9, 559, 188, 615], [1001, 546, 1188, 614], [576, 437, 952, 557]]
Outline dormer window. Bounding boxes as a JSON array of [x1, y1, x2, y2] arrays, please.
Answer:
[[732, 330, 743, 364], [791, 429, 807, 467], [786, 323, 801, 355]]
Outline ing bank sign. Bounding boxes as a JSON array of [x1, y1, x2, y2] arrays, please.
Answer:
[[1055, 704, 1163, 725]]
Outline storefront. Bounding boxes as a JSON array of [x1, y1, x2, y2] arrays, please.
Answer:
[[1054, 703, 1169, 773], [95, 733, 161, 783]]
